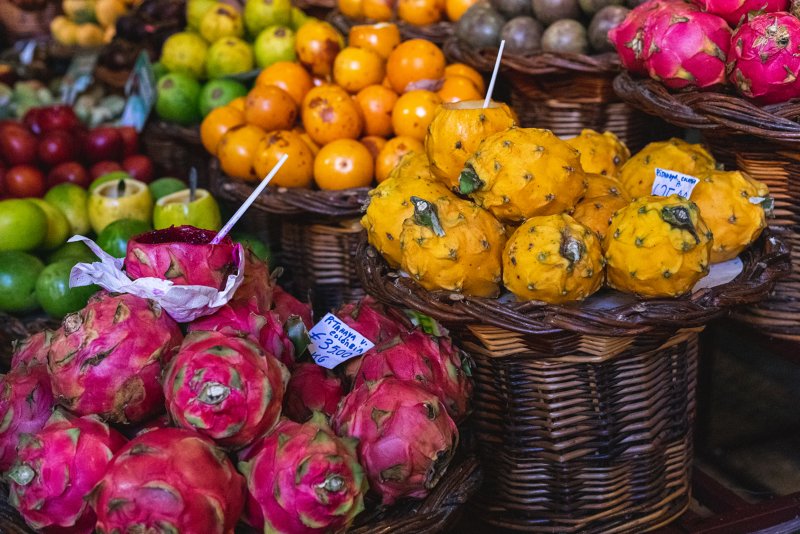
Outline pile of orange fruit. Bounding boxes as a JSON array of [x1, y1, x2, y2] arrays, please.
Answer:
[[200, 20, 487, 191], [339, 0, 480, 26]]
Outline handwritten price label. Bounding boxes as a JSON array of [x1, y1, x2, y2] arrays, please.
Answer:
[[308, 313, 374, 369], [652, 168, 699, 199]]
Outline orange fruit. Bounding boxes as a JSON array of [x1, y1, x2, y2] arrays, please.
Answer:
[[217, 124, 266, 181], [445, 0, 479, 21], [437, 75, 483, 103], [391, 90, 442, 141], [228, 96, 246, 111], [349, 23, 401, 60], [200, 105, 246, 155], [362, 0, 394, 21], [314, 139, 374, 190], [386, 39, 446, 93], [302, 85, 364, 145], [333, 47, 386, 94], [375, 135, 424, 182], [444, 63, 485, 93], [397, 0, 443, 25], [355, 84, 398, 137], [361, 135, 388, 161], [253, 130, 315, 188], [255, 61, 314, 106], [338, 0, 364, 18], [296, 21, 345, 77], [245, 85, 298, 132]]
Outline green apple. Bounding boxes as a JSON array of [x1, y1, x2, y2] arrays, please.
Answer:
[[88, 171, 132, 194], [44, 184, 91, 236], [88, 179, 154, 234], [149, 177, 187, 200], [28, 198, 71, 250], [35, 260, 100, 318], [153, 188, 222, 231], [0, 199, 47, 252], [48, 241, 95, 264], [97, 218, 152, 258], [0, 251, 44, 312]]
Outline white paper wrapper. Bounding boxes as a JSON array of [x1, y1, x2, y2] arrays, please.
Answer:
[[68, 236, 245, 323]]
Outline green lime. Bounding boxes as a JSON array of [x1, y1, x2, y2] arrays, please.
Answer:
[[149, 177, 187, 200], [244, 0, 292, 36], [156, 72, 202, 126], [97, 219, 153, 258], [290, 7, 312, 30], [199, 79, 248, 117], [232, 231, 271, 263], [187, 0, 218, 30], [0, 199, 47, 252], [28, 198, 71, 250], [44, 184, 90, 235], [48, 241, 95, 264], [35, 260, 100, 318], [254, 26, 296, 69], [151, 61, 169, 81], [88, 171, 132, 194], [161, 32, 209, 79], [0, 251, 45, 313], [205, 37, 254, 79]]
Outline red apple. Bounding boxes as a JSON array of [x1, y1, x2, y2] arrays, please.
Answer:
[[4, 165, 46, 198], [22, 108, 43, 135], [38, 130, 80, 168], [118, 126, 139, 157], [0, 164, 6, 197], [37, 105, 81, 134], [0, 123, 38, 166], [121, 154, 155, 183], [84, 127, 123, 163], [90, 160, 123, 179], [47, 161, 90, 188]]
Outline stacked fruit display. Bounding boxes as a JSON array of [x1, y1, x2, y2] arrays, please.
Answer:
[[337, 0, 478, 26], [611, 0, 800, 103], [363, 103, 772, 302], [453, 0, 631, 54], [0, 225, 472, 532], [50, 0, 140, 47], [204, 21, 489, 190]]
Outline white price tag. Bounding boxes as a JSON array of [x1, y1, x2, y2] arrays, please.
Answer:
[[308, 313, 375, 369], [652, 168, 699, 199]]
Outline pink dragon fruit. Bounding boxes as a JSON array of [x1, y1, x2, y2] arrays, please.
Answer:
[[163, 331, 290, 449], [642, 8, 731, 89], [273, 285, 314, 329], [727, 13, 800, 103], [692, 0, 787, 25], [91, 428, 245, 534], [0, 367, 55, 470], [332, 378, 458, 505], [283, 363, 344, 422], [336, 296, 406, 344], [124, 226, 240, 290], [7, 411, 127, 534], [232, 248, 275, 313], [47, 292, 183, 424], [130, 413, 172, 438], [238, 415, 367, 533], [353, 330, 473, 423], [10, 330, 52, 371], [188, 299, 297, 369]]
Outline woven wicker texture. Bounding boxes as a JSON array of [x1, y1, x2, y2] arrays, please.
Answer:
[[0, 0, 56, 40], [142, 121, 210, 185], [614, 72, 800, 340], [327, 10, 454, 45]]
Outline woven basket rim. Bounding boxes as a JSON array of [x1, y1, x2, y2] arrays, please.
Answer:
[[147, 120, 202, 145], [209, 159, 368, 218], [613, 72, 800, 145], [443, 36, 620, 75], [357, 230, 791, 338]]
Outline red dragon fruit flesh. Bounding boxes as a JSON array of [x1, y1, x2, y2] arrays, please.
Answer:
[[692, 0, 787, 25], [164, 330, 290, 449], [238, 415, 367, 533], [728, 13, 800, 104], [124, 226, 240, 290], [7, 411, 127, 534], [0, 366, 55, 471], [332, 378, 458, 505], [10, 330, 52, 371], [643, 8, 731, 89], [283, 363, 345, 422], [91, 428, 245, 534], [47, 292, 183, 424]]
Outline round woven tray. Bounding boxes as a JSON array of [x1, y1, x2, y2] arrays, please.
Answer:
[[141, 121, 209, 185], [326, 10, 454, 45], [0, 0, 56, 41]]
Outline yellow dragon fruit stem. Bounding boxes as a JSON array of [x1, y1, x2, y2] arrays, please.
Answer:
[[410, 197, 446, 237], [559, 230, 584, 268], [457, 167, 483, 195], [660, 205, 700, 244]]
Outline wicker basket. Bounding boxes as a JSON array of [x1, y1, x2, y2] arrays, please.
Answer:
[[0, 0, 57, 43], [209, 160, 369, 316], [142, 121, 210, 185], [327, 10, 454, 46], [357, 232, 789, 532], [444, 38, 679, 152], [614, 72, 800, 341]]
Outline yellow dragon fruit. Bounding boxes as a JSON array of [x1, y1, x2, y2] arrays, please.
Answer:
[[585, 173, 631, 200], [400, 194, 506, 297], [691, 170, 770, 263], [425, 100, 517, 190], [573, 172, 631, 240], [361, 152, 455, 268], [566, 129, 631, 177], [619, 138, 716, 199], [458, 127, 587, 224], [503, 214, 605, 304], [604, 195, 713, 297]]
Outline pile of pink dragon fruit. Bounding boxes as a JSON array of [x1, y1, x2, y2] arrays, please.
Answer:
[[0, 225, 473, 533], [610, 0, 800, 104]]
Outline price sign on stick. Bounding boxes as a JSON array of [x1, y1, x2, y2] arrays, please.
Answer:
[[651, 168, 699, 199], [308, 313, 374, 369], [118, 51, 157, 132]]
